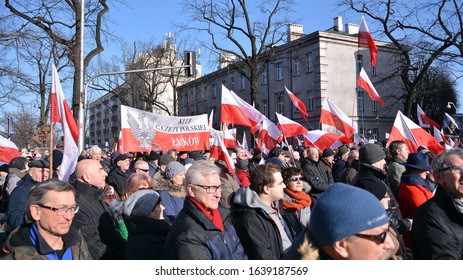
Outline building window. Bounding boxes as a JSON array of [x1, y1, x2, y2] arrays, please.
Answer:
[[212, 84, 217, 98], [276, 92, 284, 114], [372, 100, 377, 112], [307, 52, 313, 73], [231, 77, 235, 90], [358, 90, 364, 111], [262, 99, 268, 116], [261, 69, 268, 85], [294, 60, 301, 76], [306, 91, 314, 111], [276, 62, 283, 80], [240, 75, 245, 90], [357, 54, 363, 73]]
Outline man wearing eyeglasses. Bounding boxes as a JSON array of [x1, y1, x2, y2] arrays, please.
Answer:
[[165, 160, 247, 260], [285, 183, 394, 260], [413, 148, 463, 259], [72, 159, 125, 260], [1, 179, 91, 260], [133, 159, 150, 174]]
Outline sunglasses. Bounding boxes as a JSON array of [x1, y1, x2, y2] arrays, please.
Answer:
[[289, 176, 303, 182], [354, 227, 389, 244]]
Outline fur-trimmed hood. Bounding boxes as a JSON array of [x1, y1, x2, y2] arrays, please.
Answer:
[[153, 173, 186, 198]]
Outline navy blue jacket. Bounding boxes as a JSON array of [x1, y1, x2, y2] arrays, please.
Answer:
[[6, 174, 38, 230]]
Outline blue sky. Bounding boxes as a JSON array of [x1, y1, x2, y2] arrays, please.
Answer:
[[103, 0, 354, 75]]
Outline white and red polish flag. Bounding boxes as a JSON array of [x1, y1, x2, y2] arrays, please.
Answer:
[[257, 117, 283, 152], [208, 109, 214, 128], [389, 111, 445, 155], [222, 124, 238, 149], [417, 104, 440, 129], [320, 98, 357, 138], [240, 133, 253, 158], [116, 130, 124, 153], [285, 87, 309, 121], [357, 67, 385, 106], [210, 130, 235, 175], [358, 15, 378, 67], [432, 127, 450, 145], [50, 64, 80, 182], [303, 130, 353, 152], [0, 135, 20, 163], [276, 112, 309, 137], [220, 85, 265, 134], [294, 136, 303, 147]]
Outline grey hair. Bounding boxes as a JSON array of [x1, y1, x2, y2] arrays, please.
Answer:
[[184, 160, 220, 187], [432, 148, 463, 173], [25, 179, 76, 223], [89, 145, 102, 155]]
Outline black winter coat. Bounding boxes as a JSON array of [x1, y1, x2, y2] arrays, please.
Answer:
[[106, 167, 129, 197], [301, 158, 333, 202], [123, 216, 170, 259], [71, 181, 125, 259], [413, 186, 463, 259], [165, 198, 247, 260]]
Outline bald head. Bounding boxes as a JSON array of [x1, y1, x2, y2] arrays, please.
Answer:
[[75, 159, 107, 188]]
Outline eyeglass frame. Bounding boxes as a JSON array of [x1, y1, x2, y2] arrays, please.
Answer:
[[136, 168, 150, 172], [439, 165, 463, 174], [36, 204, 80, 216], [354, 226, 389, 244], [192, 184, 223, 194]]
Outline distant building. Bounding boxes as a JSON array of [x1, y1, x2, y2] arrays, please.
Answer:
[[87, 33, 201, 148], [177, 16, 405, 143]]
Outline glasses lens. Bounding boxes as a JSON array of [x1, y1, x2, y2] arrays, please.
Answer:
[[290, 177, 302, 182]]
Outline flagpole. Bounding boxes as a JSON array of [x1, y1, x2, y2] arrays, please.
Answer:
[[49, 122, 54, 177], [283, 136, 296, 167]]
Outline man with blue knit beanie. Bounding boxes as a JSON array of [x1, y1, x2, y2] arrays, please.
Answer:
[[284, 183, 394, 260]]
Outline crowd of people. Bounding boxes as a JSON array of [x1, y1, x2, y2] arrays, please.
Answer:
[[0, 139, 462, 260]]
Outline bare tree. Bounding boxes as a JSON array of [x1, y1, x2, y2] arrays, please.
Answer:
[[180, 0, 294, 108], [3, 105, 39, 150], [342, 0, 462, 117], [4, 0, 110, 123]]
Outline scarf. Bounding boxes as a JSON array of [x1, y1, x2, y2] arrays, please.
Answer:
[[188, 197, 224, 235], [400, 172, 435, 193], [283, 189, 312, 212]]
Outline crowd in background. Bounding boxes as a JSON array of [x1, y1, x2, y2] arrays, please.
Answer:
[[0, 139, 462, 260]]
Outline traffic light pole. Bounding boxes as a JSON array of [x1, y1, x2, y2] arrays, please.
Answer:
[[78, 64, 196, 151]]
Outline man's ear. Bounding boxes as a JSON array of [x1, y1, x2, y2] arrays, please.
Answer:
[[30, 205, 41, 221], [186, 184, 196, 197], [331, 239, 349, 259], [433, 170, 444, 185]]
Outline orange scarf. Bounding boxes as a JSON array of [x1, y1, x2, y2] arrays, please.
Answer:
[[188, 197, 224, 235], [283, 189, 312, 212]]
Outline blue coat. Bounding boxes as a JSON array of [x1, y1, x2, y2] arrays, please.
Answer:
[[6, 174, 37, 230]]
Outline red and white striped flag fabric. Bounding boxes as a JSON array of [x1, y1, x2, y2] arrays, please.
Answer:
[[358, 15, 378, 67], [320, 98, 357, 138], [303, 130, 353, 152], [389, 111, 445, 155], [222, 124, 238, 149], [432, 127, 450, 145], [50, 64, 80, 182], [285, 87, 309, 121], [241, 133, 253, 158], [208, 109, 214, 128], [294, 136, 303, 147], [116, 130, 124, 153], [417, 104, 440, 129], [358, 67, 385, 106], [276, 112, 309, 137], [0, 135, 20, 163], [257, 117, 283, 152], [210, 130, 235, 175], [220, 85, 265, 134]]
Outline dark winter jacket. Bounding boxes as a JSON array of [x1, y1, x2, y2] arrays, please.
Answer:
[[300, 158, 333, 202], [230, 187, 292, 260], [71, 181, 125, 260], [123, 216, 170, 260], [153, 174, 186, 222], [332, 158, 348, 182], [165, 198, 247, 260], [413, 186, 463, 259], [0, 223, 92, 260], [106, 167, 129, 197], [6, 174, 39, 231]]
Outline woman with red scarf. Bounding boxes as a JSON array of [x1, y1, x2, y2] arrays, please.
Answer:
[[280, 167, 312, 240]]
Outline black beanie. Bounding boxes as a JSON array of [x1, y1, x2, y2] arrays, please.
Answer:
[[359, 143, 385, 164]]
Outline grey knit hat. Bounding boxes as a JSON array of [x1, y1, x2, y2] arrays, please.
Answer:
[[123, 189, 160, 217], [359, 143, 386, 164], [165, 161, 186, 179], [310, 183, 389, 247]]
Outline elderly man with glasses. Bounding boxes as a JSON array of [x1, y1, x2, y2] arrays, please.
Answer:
[[1, 180, 91, 260], [165, 160, 247, 260], [413, 148, 463, 259]]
